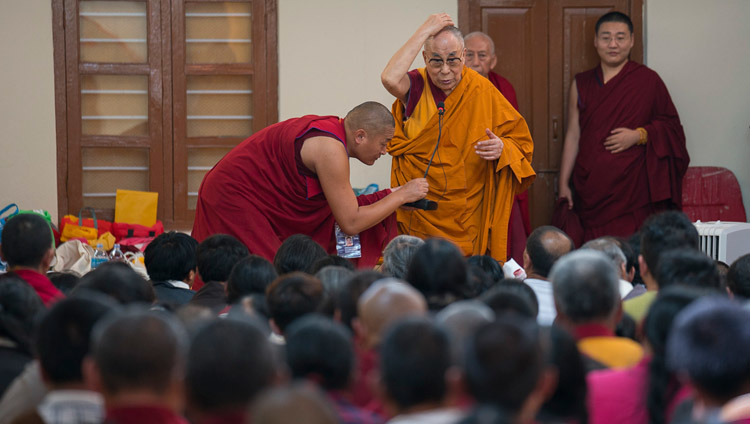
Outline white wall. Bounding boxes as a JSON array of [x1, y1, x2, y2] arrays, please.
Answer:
[[646, 0, 750, 220], [0, 0, 58, 220], [278, 0, 457, 190]]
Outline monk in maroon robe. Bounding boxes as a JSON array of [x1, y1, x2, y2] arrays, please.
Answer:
[[192, 102, 428, 270], [465, 31, 531, 264], [558, 12, 688, 241]]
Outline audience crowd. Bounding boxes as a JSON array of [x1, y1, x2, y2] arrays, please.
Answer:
[[0, 210, 749, 424]]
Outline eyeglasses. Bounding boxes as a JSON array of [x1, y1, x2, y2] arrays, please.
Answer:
[[428, 56, 463, 70], [597, 35, 630, 45]]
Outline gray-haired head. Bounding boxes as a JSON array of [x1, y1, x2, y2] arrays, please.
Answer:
[[549, 250, 620, 323], [424, 26, 465, 52], [381, 235, 425, 280], [582, 237, 627, 278], [436, 300, 495, 364], [464, 31, 495, 55]]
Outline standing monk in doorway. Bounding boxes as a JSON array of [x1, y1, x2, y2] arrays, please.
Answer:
[[558, 11, 688, 242]]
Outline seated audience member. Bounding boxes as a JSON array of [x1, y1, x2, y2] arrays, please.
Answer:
[[273, 234, 328, 275], [728, 253, 750, 299], [379, 318, 463, 423], [459, 317, 551, 424], [12, 296, 116, 424], [588, 286, 703, 424], [537, 326, 588, 424], [467, 255, 504, 284], [265, 272, 325, 337], [338, 271, 387, 331], [549, 250, 643, 370], [481, 279, 539, 320], [185, 318, 277, 424], [285, 315, 384, 424], [406, 238, 470, 310], [144, 231, 198, 307], [250, 383, 339, 424], [351, 279, 428, 408], [380, 235, 424, 280], [190, 234, 249, 312], [582, 237, 635, 298], [46, 272, 80, 296], [666, 297, 750, 424], [0, 214, 62, 306], [74, 262, 155, 305], [435, 300, 495, 365], [716, 260, 730, 291], [0, 274, 44, 397], [466, 264, 494, 297], [85, 310, 189, 424], [312, 255, 356, 274], [625, 233, 646, 293], [522, 226, 575, 326], [316, 266, 355, 317], [226, 255, 278, 317], [654, 248, 722, 291], [624, 211, 699, 321]]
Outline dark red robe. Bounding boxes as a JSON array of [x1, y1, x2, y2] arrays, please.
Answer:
[[573, 61, 689, 241], [192, 116, 396, 272], [489, 71, 530, 264]]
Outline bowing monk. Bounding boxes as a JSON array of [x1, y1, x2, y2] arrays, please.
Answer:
[[192, 102, 429, 268], [381, 14, 535, 261], [558, 11, 689, 242], [464, 30, 530, 264]]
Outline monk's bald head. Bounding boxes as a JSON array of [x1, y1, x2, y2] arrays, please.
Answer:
[[524, 226, 575, 279], [357, 279, 427, 348], [464, 31, 495, 55], [344, 101, 395, 136], [424, 26, 465, 52]]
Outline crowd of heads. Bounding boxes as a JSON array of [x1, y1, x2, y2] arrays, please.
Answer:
[[1, 205, 750, 424]]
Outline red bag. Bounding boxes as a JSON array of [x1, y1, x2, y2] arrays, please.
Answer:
[[60, 207, 113, 237], [112, 221, 164, 241]]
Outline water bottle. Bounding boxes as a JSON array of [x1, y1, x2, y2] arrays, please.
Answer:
[[91, 243, 109, 269], [110, 244, 126, 263]]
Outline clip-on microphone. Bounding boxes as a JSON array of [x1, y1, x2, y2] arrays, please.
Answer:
[[404, 101, 443, 210]]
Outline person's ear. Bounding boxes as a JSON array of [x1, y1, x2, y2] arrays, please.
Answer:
[[355, 129, 367, 144], [82, 356, 103, 393], [184, 269, 196, 287], [638, 254, 649, 278], [422, 50, 428, 65], [490, 53, 497, 70], [269, 318, 282, 336], [42, 247, 56, 271]]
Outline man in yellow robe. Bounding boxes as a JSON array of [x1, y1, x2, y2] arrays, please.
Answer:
[[381, 14, 535, 261]]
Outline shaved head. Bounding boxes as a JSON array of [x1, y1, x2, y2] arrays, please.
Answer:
[[344, 101, 394, 135], [357, 279, 427, 347], [464, 31, 495, 55], [424, 26, 465, 52]]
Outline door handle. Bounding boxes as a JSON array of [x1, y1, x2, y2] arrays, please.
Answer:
[[552, 118, 559, 140]]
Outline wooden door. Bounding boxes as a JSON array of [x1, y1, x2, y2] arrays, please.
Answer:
[[460, 0, 642, 229]]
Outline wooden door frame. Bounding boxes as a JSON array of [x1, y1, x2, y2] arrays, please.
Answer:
[[52, 0, 279, 229]]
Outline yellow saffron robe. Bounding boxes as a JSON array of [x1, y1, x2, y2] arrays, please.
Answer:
[[389, 67, 535, 261]]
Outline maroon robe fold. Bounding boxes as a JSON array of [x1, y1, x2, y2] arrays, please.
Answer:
[[573, 61, 689, 240], [192, 115, 396, 272]]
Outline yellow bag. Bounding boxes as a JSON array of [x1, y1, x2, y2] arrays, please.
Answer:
[[60, 220, 98, 243], [115, 189, 158, 227], [89, 231, 116, 251]]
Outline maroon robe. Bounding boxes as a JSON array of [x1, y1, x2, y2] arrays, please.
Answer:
[[573, 61, 689, 241], [489, 71, 529, 264], [192, 116, 396, 271]]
